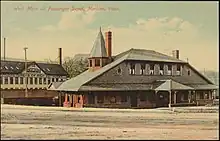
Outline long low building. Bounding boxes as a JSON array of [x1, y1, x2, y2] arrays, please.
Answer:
[[0, 50, 69, 105], [1, 60, 68, 90]]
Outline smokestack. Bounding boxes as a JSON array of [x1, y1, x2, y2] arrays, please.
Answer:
[[58, 48, 62, 66], [3, 37, 6, 60], [172, 50, 179, 59], [105, 31, 112, 58]]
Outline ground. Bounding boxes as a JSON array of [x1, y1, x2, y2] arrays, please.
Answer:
[[1, 104, 219, 140]]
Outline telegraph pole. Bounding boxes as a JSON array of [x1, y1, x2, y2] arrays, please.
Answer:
[[3, 37, 6, 60], [24, 47, 28, 97]]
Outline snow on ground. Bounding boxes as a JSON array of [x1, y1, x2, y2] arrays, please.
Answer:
[[1, 104, 219, 140]]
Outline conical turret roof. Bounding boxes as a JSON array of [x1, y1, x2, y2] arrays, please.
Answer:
[[89, 27, 108, 58]]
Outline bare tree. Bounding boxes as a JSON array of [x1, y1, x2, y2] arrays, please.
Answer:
[[62, 57, 88, 78], [45, 56, 88, 78]]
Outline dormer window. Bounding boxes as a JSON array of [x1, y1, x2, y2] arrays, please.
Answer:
[[168, 65, 172, 75], [140, 64, 145, 75], [129, 63, 135, 75], [117, 67, 122, 75], [10, 66, 14, 70], [188, 70, 191, 76], [177, 65, 181, 75], [149, 64, 154, 75], [46, 68, 50, 71], [159, 64, 164, 75], [5, 66, 8, 70], [95, 59, 100, 67], [16, 67, 19, 70]]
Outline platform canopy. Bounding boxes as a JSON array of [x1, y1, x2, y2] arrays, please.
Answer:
[[155, 80, 194, 91]]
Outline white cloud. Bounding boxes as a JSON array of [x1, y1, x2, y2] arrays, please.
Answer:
[[38, 11, 96, 32], [3, 16, 218, 71]]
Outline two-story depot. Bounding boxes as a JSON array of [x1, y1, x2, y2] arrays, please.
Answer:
[[52, 28, 218, 109]]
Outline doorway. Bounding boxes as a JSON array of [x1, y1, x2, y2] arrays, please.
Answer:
[[130, 94, 138, 107], [156, 91, 169, 107]]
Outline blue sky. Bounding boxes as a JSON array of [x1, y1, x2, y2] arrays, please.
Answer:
[[1, 1, 219, 71]]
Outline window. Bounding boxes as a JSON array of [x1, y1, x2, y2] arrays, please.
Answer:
[[88, 94, 95, 104], [89, 60, 93, 67], [20, 77, 23, 84], [149, 64, 154, 75], [10, 66, 14, 70], [16, 67, 19, 70], [78, 96, 81, 103], [5, 66, 8, 70], [43, 78, 47, 84], [34, 78, 38, 85], [168, 65, 172, 75], [10, 77, 14, 84], [200, 93, 204, 99], [177, 65, 181, 75], [188, 70, 191, 76], [117, 68, 122, 75], [39, 78, 42, 84], [140, 94, 147, 101], [30, 77, 33, 84], [48, 79, 51, 85], [121, 95, 127, 102], [26, 78, 28, 84], [5, 77, 8, 84], [140, 64, 145, 75], [95, 59, 100, 67], [0, 77, 3, 84], [97, 95, 104, 103], [15, 77, 18, 84], [183, 93, 188, 100], [56, 78, 59, 82], [204, 93, 208, 99], [159, 64, 164, 75], [46, 68, 50, 71], [129, 63, 135, 75]]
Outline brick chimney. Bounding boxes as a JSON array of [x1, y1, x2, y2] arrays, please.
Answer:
[[105, 31, 112, 58], [172, 50, 179, 59], [58, 48, 62, 66]]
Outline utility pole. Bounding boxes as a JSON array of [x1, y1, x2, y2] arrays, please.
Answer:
[[3, 37, 6, 60], [24, 47, 28, 97]]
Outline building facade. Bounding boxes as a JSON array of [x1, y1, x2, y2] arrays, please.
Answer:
[[1, 58, 68, 105], [52, 28, 218, 109]]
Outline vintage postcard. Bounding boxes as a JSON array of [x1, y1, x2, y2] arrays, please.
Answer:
[[1, 1, 219, 140]]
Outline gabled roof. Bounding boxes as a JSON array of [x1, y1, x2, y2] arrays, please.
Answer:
[[55, 48, 211, 92], [56, 53, 129, 91], [155, 80, 194, 91], [1, 60, 68, 76], [1, 60, 35, 74], [123, 48, 186, 63], [89, 28, 108, 58], [48, 82, 63, 90]]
